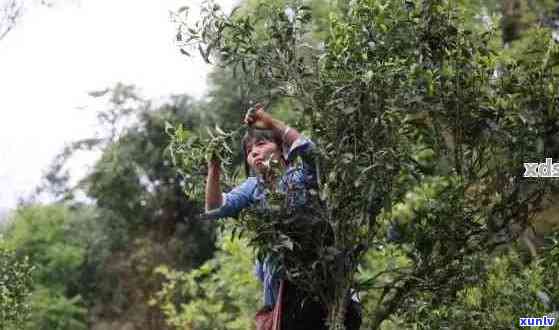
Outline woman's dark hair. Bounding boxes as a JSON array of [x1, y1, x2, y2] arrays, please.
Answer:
[[241, 128, 284, 177]]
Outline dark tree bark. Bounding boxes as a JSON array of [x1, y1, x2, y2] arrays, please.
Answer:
[[501, 0, 524, 45]]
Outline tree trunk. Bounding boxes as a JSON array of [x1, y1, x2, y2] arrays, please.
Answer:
[[326, 296, 347, 330], [501, 0, 524, 45]]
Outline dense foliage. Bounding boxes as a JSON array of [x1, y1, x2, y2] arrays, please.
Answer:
[[0, 243, 33, 329], [2, 85, 218, 329], [1, 205, 89, 329], [151, 227, 260, 330], [170, 0, 559, 328]]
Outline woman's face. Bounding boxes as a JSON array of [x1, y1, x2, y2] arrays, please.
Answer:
[[246, 138, 282, 174]]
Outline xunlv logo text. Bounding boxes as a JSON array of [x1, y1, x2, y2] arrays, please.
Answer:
[[519, 316, 556, 327]]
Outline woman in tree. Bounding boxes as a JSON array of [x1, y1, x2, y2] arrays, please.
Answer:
[[203, 103, 360, 330]]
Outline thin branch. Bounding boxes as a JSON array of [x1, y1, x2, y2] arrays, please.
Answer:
[[0, 0, 24, 41]]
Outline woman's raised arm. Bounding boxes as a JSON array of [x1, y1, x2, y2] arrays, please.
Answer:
[[205, 159, 223, 212]]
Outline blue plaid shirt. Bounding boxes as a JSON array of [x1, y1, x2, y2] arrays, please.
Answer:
[[203, 136, 317, 306]]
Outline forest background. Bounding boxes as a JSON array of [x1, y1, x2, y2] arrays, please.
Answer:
[[2, 0, 559, 329]]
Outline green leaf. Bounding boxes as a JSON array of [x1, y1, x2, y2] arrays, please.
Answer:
[[342, 106, 357, 115]]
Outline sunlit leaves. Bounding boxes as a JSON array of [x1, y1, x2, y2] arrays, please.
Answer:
[[0, 245, 33, 328], [151, 229, 260, 330], [1, 205, 89, 329]]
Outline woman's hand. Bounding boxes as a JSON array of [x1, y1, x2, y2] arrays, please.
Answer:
[[208, 158, 220, 170], [205, 158, 222, 212], [244, 103, 274, 129]]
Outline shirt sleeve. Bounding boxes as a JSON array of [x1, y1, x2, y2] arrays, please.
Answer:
[[201, 177, 257, 220]]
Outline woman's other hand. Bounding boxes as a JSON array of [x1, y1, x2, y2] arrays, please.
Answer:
[[244, 103, 273, 129]]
